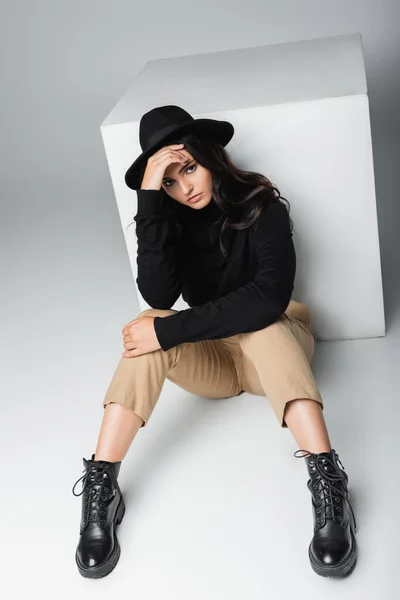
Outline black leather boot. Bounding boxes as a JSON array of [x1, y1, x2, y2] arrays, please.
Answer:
[[294, 448, 357, 578], [72, 454, 126, 578]]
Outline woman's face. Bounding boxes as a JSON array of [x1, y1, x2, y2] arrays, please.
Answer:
[[161, 150, 213, 209]]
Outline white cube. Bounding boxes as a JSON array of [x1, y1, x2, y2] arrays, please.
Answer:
[[101, 33, 385, 341]]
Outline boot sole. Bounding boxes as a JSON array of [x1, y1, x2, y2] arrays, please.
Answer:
[[308, 528, 357, 578], [75, 496, 126, 579]]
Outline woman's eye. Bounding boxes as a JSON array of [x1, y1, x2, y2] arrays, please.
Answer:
[[165, 164, 196, 187]]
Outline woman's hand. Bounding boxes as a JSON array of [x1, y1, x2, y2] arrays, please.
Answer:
[[141, 143, 188, 190], [121, 316, 161, 357]]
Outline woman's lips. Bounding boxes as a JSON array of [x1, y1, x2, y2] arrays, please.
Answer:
[[188, 193, 202, 203]]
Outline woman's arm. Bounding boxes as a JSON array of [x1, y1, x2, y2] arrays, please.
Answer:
[[134, 189, 182, 308]]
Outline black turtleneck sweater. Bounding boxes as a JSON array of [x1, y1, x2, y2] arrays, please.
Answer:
[[133, 189, 296, 351]]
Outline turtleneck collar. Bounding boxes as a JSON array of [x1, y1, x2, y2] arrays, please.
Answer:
[[177, 196, 223, 221]]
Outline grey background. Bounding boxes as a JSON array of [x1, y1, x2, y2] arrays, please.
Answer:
[[1, 0, 398, 595], [2, 1, 399, 368]]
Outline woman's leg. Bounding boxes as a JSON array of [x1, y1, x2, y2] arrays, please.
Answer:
[[238, 314, 324, 431], [277, 310, 331, 453], [95, 308, 241, 463], [92, 308, 179, 463], [94, 402, 144, 462], [283, 398, 332, 454]]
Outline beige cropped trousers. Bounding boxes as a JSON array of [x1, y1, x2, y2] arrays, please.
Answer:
[[102, 300, 323, 429]]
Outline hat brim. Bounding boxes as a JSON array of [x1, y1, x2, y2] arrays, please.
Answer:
[[124, 119, 234, 191]]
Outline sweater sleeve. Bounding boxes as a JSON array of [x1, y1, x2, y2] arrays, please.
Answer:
[[153, 200, 296, 351], [134, 189, 182, 309]]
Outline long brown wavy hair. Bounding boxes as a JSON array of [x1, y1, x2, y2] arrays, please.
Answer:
[[126, 130, 294, 260]]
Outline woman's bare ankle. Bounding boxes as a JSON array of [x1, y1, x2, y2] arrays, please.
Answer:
[[93, 454, 122, 463], [94, 402, 144, 463]]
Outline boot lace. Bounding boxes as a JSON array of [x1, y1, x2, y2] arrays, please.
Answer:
[[294, 449, 357, 529], [72, 462, 116, 529]]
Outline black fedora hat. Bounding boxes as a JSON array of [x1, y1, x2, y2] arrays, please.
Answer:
[[124, 105, 234, 190]]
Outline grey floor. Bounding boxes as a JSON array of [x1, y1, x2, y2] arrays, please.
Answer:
[[2, 248, 398, 597]]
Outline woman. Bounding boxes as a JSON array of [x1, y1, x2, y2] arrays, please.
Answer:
[[72, 105, 357, 580]]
